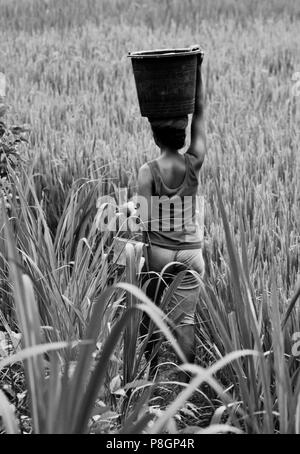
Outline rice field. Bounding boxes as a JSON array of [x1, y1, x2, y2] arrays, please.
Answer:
[[0, 0, 300, 434]]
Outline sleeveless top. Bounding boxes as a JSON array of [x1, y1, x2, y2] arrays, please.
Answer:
[[146, 153, 202, 250]]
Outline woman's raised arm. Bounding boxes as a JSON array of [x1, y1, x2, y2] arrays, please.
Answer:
[[187, 53, 206, 172]]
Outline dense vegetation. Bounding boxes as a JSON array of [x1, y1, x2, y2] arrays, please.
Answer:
[[0, 0, 299, 434]]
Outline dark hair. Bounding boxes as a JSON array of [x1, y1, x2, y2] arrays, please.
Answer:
[[151, 126, 186, 150], [149, 116, 188, 150]]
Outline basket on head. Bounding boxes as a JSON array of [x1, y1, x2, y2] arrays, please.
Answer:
[[128, 45, 204, 119]]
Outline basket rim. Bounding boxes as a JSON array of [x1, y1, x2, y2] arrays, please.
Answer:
[[128, 46, 204, 59]]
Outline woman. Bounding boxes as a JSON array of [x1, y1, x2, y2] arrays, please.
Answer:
[[137, 54, 206, 380]]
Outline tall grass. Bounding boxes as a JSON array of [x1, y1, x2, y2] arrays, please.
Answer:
[[0, 0, 298, 286], [1, 174, 299, 433]]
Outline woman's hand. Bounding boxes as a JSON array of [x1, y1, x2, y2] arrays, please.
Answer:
[[119, 200, 143, 233], [120, 200, 137, 218]]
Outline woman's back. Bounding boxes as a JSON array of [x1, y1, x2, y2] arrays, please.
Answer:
[[155, 153, 186, 189], [147, 152, 202, 250]]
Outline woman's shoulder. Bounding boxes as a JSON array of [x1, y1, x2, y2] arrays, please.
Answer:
[[138, 162, 153, 177], [143, 159, 159, 175], [184, 152, 200, 183]]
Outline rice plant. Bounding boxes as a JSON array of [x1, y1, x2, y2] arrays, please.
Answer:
[[0, 0, 299, 435]]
